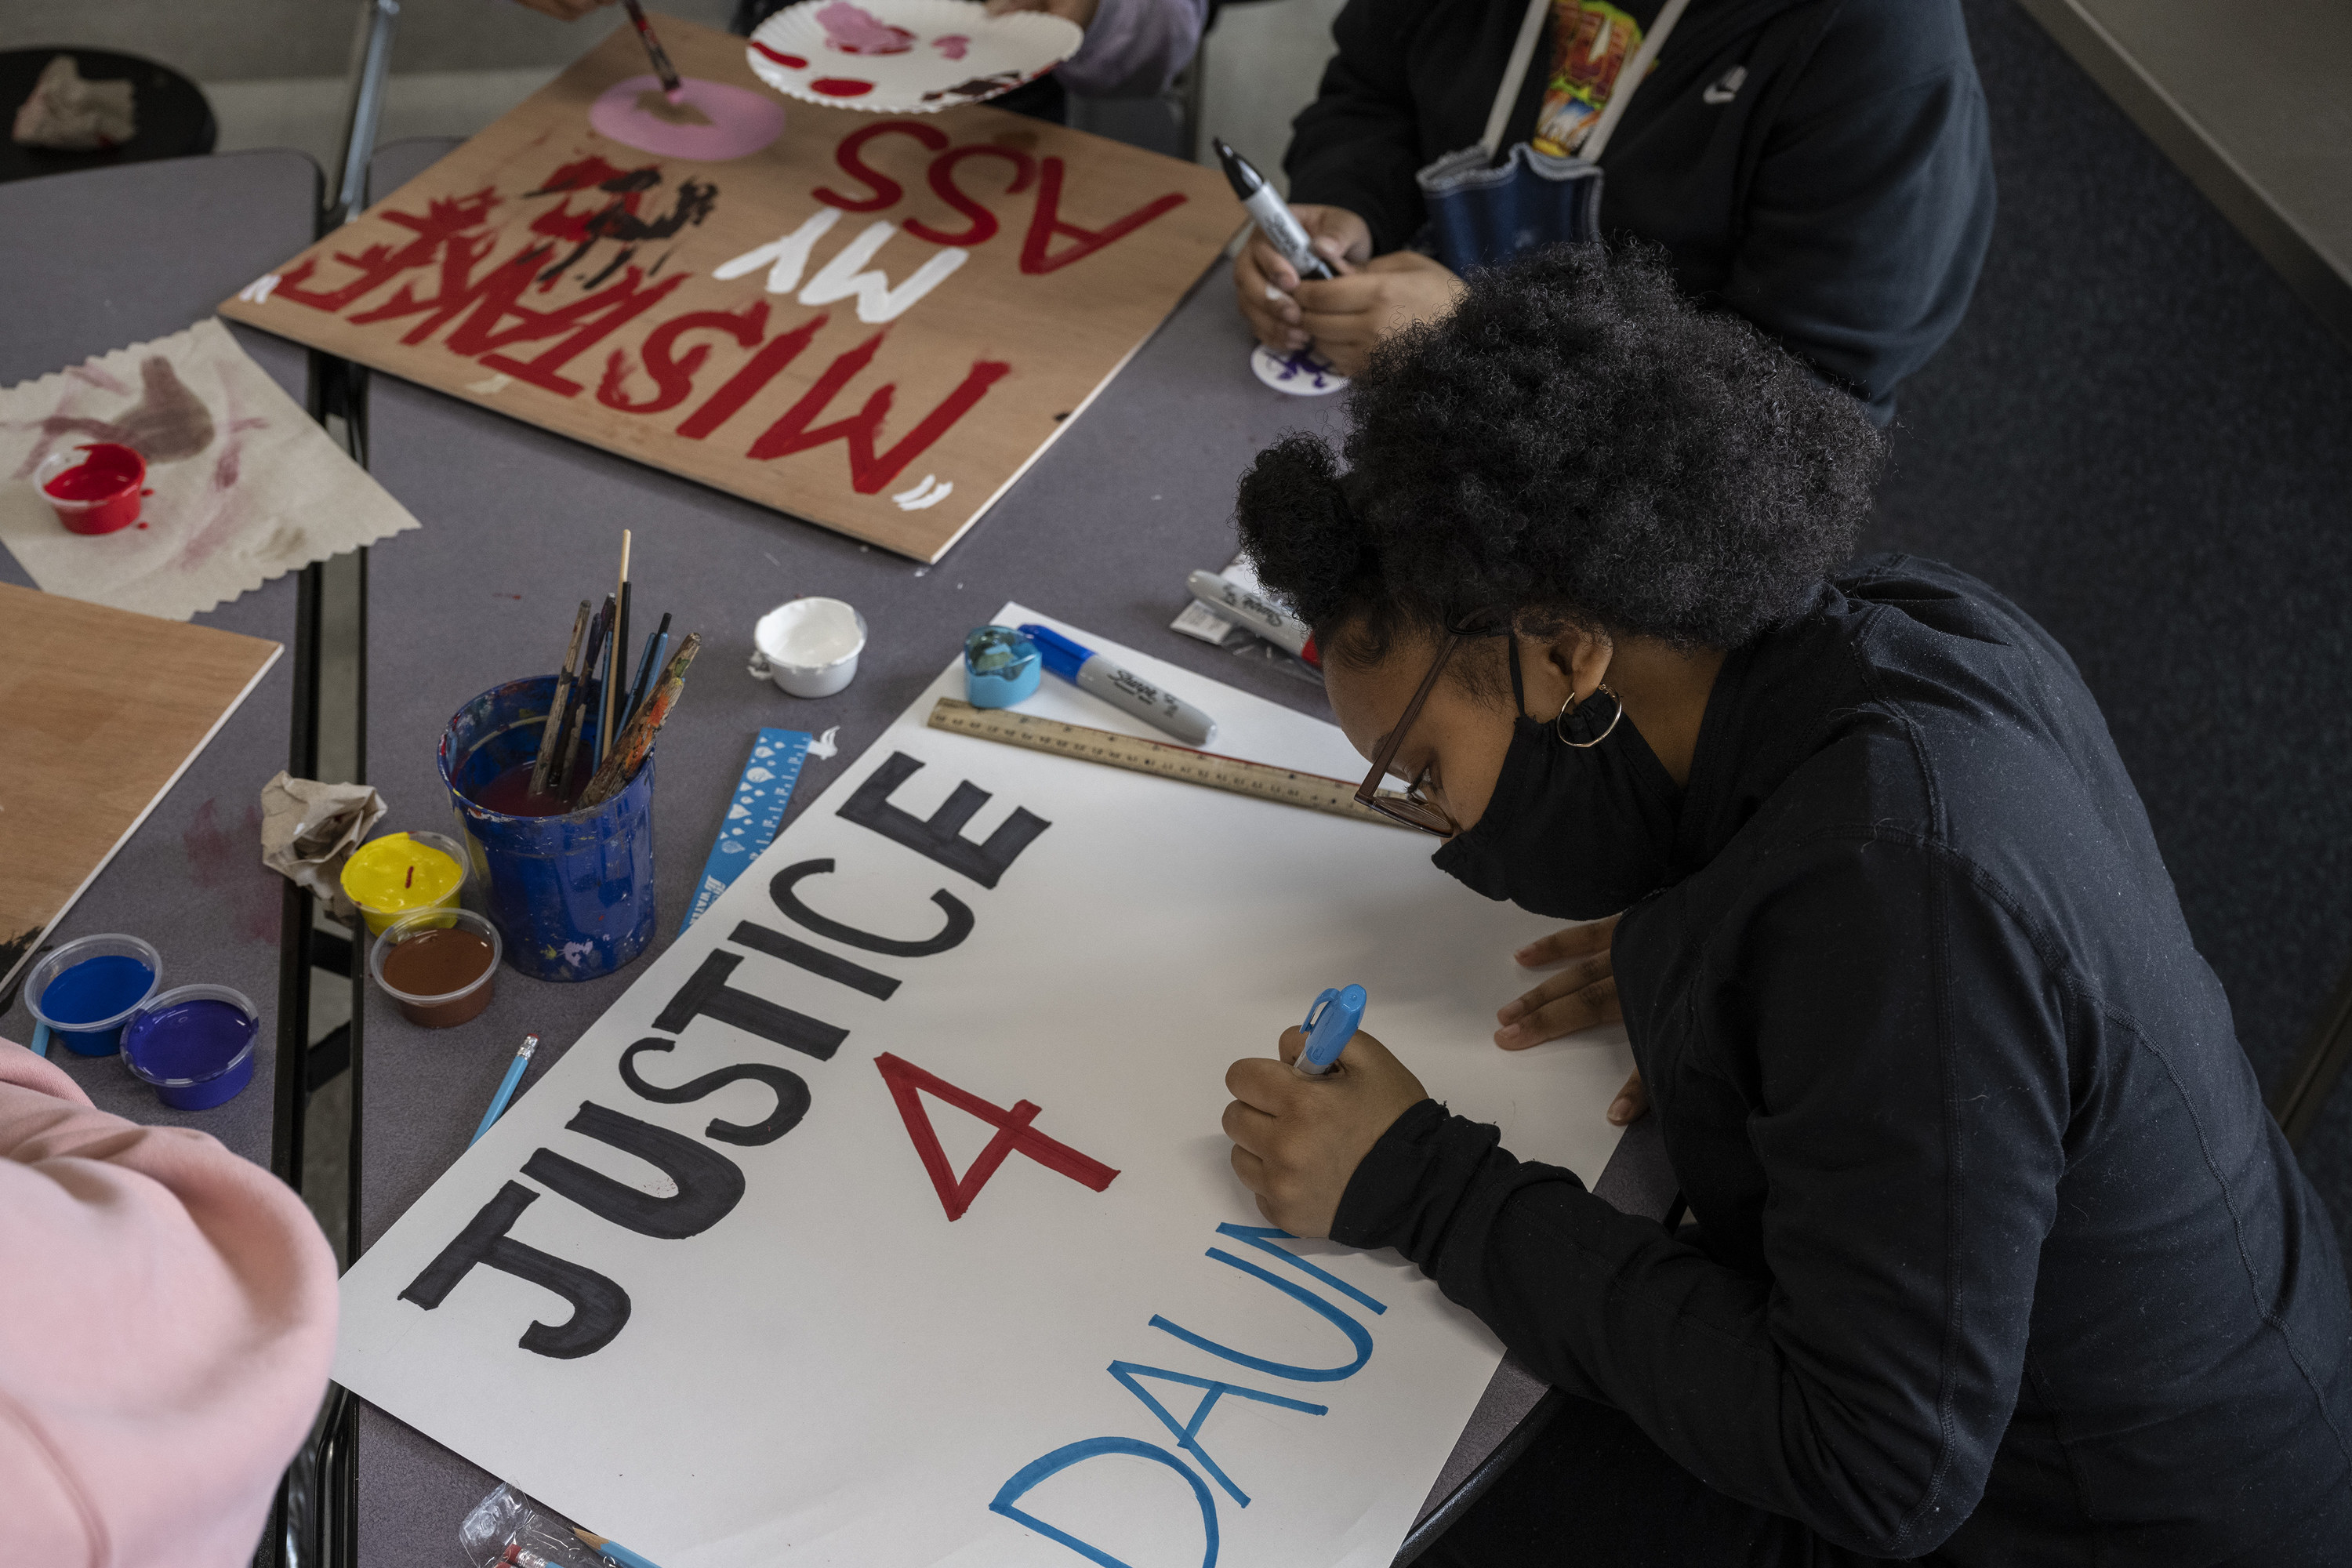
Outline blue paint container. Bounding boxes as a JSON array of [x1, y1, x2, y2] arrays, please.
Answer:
[[122, 985, 259, 1111], [24, 934, 162, 1056], [440, 675, 657, 984]]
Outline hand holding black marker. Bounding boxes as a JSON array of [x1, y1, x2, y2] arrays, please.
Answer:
[[1214, 139, 1337, 285], [1018, 623, 1217, 746]]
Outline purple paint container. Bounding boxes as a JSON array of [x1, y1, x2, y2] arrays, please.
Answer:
[[122, 985, 259, 1111]]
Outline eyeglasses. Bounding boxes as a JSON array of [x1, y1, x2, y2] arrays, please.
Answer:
[[1353, 622, 1508, 837]]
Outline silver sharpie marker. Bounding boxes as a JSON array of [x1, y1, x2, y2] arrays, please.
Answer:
[[1214, 137, 1336, 285], [1018, 622, 1217, 746]]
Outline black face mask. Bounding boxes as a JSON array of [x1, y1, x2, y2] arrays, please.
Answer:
[[1429, 641, 1684, 920]]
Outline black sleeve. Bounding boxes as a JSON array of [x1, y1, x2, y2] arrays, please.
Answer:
[[1333, 837, 2070, 1558], [1280, 0, 1443, 255], [1724, 0, 1994, 419]]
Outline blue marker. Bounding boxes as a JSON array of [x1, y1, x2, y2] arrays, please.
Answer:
[[470, 1032, 539, 1145], [1296, 984, 1367, 1077], [1018, 623, 1218, 746]]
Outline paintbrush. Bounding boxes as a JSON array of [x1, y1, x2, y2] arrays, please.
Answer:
[[529, 600, 592, 799], [600, 531, 632, 772], [579, 633, 701, 810], [622, 0, 685, 103], [557, 593, 615, 800], [622, 612, 671, 730]]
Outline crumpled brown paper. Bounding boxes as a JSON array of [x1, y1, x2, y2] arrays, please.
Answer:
[[260, 772, 387, 920], [11, 56, 136, 151]]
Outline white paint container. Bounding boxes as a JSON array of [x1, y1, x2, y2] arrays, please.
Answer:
[[750, 597, 867, 698]]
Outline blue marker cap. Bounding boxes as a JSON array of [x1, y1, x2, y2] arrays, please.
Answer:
[[1299, 984, 1367, 1075], [964, 626, 1042, 709], [1017, 622, 1092, 684]]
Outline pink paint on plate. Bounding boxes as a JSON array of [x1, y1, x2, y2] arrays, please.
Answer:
[[932, 33, 971, 59], [818, 1, 916, 53], [588, 75, 788, 162]]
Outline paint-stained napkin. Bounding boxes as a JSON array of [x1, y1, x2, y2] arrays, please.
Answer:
[[0, 318, 419, 619], [260, 771, 389, 920]]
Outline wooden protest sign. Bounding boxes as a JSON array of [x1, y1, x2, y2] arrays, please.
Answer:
[[218, 16, 1240, 561], [333, 607, 1635, 1567]]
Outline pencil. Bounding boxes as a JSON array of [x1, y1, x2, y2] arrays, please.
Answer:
[[600, 532, 632, 772], [579, 633, 701, 809], [573, 1528, 664, 1568], [470, 1033, 539, 1146], [530, 600, 592, 799], [620, 0, 684, 103]]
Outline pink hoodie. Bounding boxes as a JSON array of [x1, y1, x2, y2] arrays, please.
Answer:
[[0, 1040, 337, 1568]]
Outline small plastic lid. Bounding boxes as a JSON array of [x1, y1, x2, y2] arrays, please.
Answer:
[[121, 985, 259, 1087], [342, 829, 471, 913], [24, 933, 163, 1034], [370, 907, 503, 1004]]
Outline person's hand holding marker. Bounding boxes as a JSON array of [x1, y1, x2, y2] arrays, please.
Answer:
[[1494, 913, 1647, 1126], [1234, 202, 1374, 355], [1290, 253, 1468, 379], [1222, 986, 1428, 1238]]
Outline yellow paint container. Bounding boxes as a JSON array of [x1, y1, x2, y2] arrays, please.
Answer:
[[341, 830, 469, 935]]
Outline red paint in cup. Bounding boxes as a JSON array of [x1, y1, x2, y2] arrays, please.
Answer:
[[36, 443, 147, 535]]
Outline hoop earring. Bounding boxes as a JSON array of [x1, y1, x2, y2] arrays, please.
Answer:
[[1555, 684, 1624, 749]]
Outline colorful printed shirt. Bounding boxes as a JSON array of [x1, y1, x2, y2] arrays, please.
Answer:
[[1533, 0, 1667, 157]]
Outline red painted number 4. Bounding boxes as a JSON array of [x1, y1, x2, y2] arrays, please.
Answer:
[[874, 1053, 1119, 1221]]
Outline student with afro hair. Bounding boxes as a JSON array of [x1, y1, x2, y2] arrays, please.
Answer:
[[1218, 244, 2352, 1564]]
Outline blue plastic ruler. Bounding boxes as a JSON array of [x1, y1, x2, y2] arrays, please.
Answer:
[[680, 728, 811, 934]]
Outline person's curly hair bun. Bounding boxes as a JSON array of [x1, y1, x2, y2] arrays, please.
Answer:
[[1234, 241, 1885, 664], [1233, 433, 1375, 633]]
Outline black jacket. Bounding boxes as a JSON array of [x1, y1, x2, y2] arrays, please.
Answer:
[[1336, 558, 2352, 1563], [1284, 0, 1995, 423]]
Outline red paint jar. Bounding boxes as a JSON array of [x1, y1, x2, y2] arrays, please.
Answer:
[[35, 442, 147, 535]]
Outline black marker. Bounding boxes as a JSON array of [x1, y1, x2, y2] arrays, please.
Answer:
[[1214, 137, 1336, 284]]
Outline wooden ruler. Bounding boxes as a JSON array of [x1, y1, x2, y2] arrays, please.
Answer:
[[924, 699, 1414, 831]]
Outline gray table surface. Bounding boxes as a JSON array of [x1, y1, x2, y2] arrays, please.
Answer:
[[348, 136, 1675, 1566], [0, 151, 320, 1166]]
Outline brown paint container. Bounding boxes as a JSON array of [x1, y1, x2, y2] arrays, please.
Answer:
[[371, 908, 501, 1029]]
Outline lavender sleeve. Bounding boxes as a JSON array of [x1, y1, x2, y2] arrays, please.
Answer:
[[1054, 0, 1209, 98]]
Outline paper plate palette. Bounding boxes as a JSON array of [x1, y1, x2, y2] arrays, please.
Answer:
[[747, 0, 1081, 113]]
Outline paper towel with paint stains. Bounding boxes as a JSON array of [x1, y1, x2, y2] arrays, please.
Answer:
[[0, 318, 420, 619]]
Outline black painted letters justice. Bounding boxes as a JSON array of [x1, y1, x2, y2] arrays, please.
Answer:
[[770, 857, 975, 956], [520, 1102, 748, 1240], [655, 949, 848, 1060], [728, 919, 900, 999], [837, 752, 1051, 888], [398, 1181, 633, 1359], [620, 1036, 812, 1146]]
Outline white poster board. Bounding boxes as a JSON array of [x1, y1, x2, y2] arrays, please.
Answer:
[[336, 606, 1635, 1567]]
